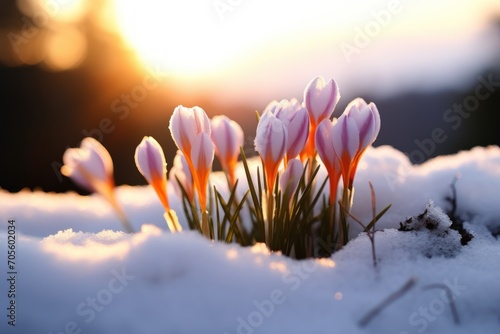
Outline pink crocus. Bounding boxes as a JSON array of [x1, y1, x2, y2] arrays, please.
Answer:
[[344, 98, 381, 186], [190, 132, 215, 211], [301, 77, 340, 159], [134, 136, 170, 211], [169, 150, 194, 202], [267, 99, 309, 166], [254, 110, 288, 193], [332, 114, 359, 191], [315, 119, 342, 205], [169, 105, 211, 163], [210, 115, 244, 187], [61, 137, 133, 233], [169, 105, 213, 209]]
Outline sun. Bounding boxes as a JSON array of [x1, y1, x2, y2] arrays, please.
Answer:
[[111, 0, 242, 78]]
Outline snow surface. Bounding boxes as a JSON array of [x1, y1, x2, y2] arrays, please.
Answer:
[[1, 145, 500, 333]]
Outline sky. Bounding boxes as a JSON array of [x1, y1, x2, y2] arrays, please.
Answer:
[[5, 0, 500, 102]]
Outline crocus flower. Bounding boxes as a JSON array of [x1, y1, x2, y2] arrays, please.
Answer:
[[344, 98, 380, 184], [135, 136, 182, 233], [210, 115, 244, 187], [134, 136, 170, 211], [267, 99, 309, 166], [331, 113, 359, 191], [190, 132, 215, 211], [279, 158, 303, 203], [61, 137, 133, 233], [169, 105, 211, 162], [315, 118, 342, 205], [168, 105, 212, 205], [254, 110, 288, 193], [169, 150, 194, 202], [301, 77, 340, 159]]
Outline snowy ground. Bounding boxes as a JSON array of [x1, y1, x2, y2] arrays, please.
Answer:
[[1, 145, 499, 334]]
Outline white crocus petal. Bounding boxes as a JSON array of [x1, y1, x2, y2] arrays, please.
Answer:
[[61, 137, 112, 192], [211, 115, 244, 164], [134, 136, 166, 185], [332, 114, 359, 162], [169, 105, 211, 155], [344, 98, 373, 150], [285, 105, 309, 159], [315, 118, 336, 169], [273, 99, 310, 158], [255, 111, 287, 164], [280, 158, 303, 196], [191, 132, 215, 178], [304, 77, 340, 124], [368, 102, 381, 142]]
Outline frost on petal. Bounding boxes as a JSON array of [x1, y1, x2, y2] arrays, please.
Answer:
[[134, 136, 166, 185], [304, 77, 340, 124]]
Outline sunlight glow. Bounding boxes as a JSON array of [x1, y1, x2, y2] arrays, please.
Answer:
[[109, 1, 356, 78]]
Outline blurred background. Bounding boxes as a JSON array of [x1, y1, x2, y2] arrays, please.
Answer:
[[0, 0, 499, 194]]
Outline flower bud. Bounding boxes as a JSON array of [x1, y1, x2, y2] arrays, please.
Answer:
[[61, 137, 114, 194], [302, 77, 340, 159], [169, 105, 211, 158], [134, 136, 169, 210], [315, 119, 341, 204], [191, 132, 215, 210], [304, 77, 340, 126], [270, 99, 309, 163], [211, 115, 244, 186], [255, 110, 288, 192]]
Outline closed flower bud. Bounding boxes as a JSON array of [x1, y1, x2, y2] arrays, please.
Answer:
[[169, 105, 211, 158], [255, 110, 288, 193], [134, 136, 170, 210], [211, 115, 244, 186], [315, 119, 342, 205], [302, 77, 340, 159], [62, 137, 114, 194], [191, 132, 215, 210], [270, 99, 309, 164]]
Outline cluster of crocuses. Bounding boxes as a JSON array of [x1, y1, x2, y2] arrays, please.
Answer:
[[61, 76, 380, 256]]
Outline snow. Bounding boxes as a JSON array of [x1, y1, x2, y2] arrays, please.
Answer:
[[1, 145, 500, 333]]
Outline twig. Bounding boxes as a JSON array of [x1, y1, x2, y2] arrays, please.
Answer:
[[359, 278, 417, 327], [423, 283, 460, 324]]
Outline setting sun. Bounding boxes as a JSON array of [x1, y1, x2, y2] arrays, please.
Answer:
[[111, 0, 245, 77]]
